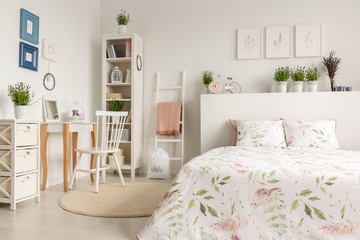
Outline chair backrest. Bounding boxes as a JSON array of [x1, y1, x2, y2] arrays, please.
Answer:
[[96, 111, 128, 151]]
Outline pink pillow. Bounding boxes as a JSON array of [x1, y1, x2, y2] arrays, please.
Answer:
[[229, 118, 284, 146]]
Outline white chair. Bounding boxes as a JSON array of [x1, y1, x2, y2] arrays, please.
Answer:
[[69, 111, 128, 193]]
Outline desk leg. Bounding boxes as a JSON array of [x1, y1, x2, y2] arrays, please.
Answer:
[[72, 132, 78, 180], [63, 124, 70, 192], [40, 124, 49, 190], [90, 124, 96, 182]]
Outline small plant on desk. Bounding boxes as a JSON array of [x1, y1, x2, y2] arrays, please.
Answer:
[[109, 101, 124, 111]]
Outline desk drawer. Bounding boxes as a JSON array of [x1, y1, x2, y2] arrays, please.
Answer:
[[0, 173, 38, 200], [16, 124, 38, 147]]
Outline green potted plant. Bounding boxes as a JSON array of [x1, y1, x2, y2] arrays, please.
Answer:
[[8, 82, 34, 119], [109, 101, 124, 111], [274, 67, 290, 93], [322, 51, 341, 91], [116, 9, 130, 33], [202, 71, 213, 94], [306, 67, 321, 92], [291, 66, 305, 92]]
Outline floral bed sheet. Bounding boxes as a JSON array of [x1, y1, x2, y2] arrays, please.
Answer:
[[138, 146, 360, 240]]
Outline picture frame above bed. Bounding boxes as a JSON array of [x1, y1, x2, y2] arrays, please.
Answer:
[[295, 23, 322, 57], [265, 25, 291, 59], [237, 26, 261, 60]]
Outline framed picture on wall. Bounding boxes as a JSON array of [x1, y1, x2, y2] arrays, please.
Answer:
[[295, 24, 322, 57], [20, 8, 39, 45], [266, 25, 291, 59], [19, 42, 38, 71], [237, 27, 261, 60]]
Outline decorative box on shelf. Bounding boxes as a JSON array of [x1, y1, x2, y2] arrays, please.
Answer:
[[0, 119, 41, 210], [106, 93, 123, 100]]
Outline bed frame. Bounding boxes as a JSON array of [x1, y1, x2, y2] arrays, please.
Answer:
[[201, 92, 360, 153]]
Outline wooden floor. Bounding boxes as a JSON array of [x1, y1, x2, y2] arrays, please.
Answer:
[[0, 174, 173, 240]]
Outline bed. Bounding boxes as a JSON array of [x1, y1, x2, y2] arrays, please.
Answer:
[[138, 146, 360, 239], [138, 93, 360, 239]]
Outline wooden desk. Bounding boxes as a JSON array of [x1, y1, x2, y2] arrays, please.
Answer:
[[40, 122, 96, 192]]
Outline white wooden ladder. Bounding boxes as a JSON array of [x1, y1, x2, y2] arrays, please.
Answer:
[[155, 71, 185, 167]]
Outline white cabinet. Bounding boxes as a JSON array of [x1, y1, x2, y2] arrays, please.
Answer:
[[0, 120, 41, 210], [102, 33, 144, 179]]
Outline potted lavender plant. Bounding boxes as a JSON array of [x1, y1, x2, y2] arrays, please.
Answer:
[[291, 66, 305, 92], [116, 10, 130, 33], [306, 67, 321, 92], [8, 82, 35, 119], [274, 67, 290, 93]]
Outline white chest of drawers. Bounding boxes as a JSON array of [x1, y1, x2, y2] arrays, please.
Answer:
[[0, 119, 41, 210]]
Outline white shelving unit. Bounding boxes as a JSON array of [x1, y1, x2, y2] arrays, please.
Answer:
[[102, 33, 144, 180], [0, 119, 41, 210]]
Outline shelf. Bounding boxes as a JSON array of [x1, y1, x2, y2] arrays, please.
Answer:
[[106, 57, 131, 63], [156, 139, 182, 143], [159, 86, 182, 91], [120, 141, 131, 144], [106, 99, 131, 102], [107, 83, 131, 87]]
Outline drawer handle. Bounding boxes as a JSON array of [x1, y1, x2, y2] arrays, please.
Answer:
[[26, 126, 31, 130], [26, 151, 30, 155]]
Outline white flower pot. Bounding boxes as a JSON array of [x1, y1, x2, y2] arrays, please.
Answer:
[[203, 85, 210, 94], [292, 81, 303, 92], [117, 25, 128, 33], [276, 81, 287, 93], [14, 106, 30, 119], [308, 81, 318, 92]]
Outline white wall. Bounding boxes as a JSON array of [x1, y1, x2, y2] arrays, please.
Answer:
[[0, 0, 101, 186], [100, 0, 360, 173]]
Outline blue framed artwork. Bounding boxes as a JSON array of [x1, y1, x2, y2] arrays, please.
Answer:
[[20, 8, 39, 45], [19, 42, 38, 71]]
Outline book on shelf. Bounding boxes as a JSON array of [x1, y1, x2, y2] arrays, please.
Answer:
[[126, 39, 131, 57], [126, 108, 132, 123], [106, 44, 112, 58], [106, 44, 120, 59]]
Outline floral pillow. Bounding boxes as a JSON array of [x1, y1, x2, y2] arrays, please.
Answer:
[[283, 120, 340, 149], [236, 120, 286, 147]]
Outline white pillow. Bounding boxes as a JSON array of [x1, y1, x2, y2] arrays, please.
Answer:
[[236, 120, 286, 147], [283, 120, 340, 149]]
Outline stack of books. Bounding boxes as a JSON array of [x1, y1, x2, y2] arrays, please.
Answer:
[[106, 44, 119, 58]]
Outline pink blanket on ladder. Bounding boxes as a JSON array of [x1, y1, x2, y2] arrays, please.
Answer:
[[156, 102, 182, 136]]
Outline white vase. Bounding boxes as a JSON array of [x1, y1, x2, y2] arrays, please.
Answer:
[[203, 85, 210, 94], [276, 81, 287, 93], [308, 81, 318, 92], [14, 106, 30, 119], [125, 69, 131, 83], [117, 25, 128, 33], [292, 81, 303, 92]]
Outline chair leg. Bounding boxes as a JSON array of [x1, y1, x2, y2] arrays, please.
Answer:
[[95, 155, 101, 193], [113, 153, 125, 187], [69, 153, 83, 190], [101, 155, 106, 184]]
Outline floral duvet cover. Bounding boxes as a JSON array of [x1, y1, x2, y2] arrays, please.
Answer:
[[138, 146, 360, 240]]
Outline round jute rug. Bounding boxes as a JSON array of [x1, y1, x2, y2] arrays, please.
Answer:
[[58, 182, 170, 218]]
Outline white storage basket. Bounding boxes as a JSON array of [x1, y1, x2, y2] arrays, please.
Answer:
[[16, 124, 38, 147], [0, 173, 38, 200], [0, 149, 38, 173]]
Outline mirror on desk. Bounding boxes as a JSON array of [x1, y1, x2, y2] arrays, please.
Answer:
[[42, 95, 60, 122]]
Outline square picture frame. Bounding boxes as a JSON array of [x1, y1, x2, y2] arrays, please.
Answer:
[[266, 25, 291, 59], [237, 27, 261, 60], [19, 42, 38, 71], [20, 8, 39, 45], [295, 24, 322, 57], [42, 38, 58, 63]]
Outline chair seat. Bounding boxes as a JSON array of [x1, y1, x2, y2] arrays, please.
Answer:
[[76, 147, 120, 155]]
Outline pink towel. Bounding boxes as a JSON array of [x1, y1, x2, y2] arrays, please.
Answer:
[[156, 102, 182, 136]]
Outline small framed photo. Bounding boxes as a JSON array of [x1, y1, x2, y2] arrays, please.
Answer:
[[20, 8, 39, 45], [266, 25, 291, 59], [19, 42, 38, 71], [295, 24, 322, 57], [237, 27, 261, 60]]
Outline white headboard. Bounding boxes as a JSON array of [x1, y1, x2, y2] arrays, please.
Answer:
[[201, 92, 360, 153]]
